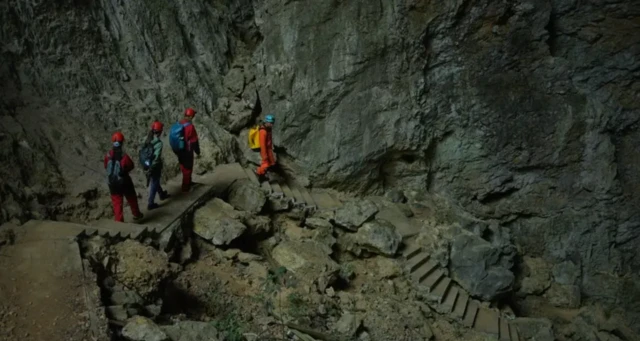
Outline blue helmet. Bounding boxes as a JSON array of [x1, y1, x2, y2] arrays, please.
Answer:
[[265, 114, 275, 123]]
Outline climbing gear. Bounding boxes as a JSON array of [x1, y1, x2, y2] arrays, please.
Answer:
[[151, 121, 164, 132], [169, 121, 192, 153], [106, 154, 124, 187], [112, 132, 124, 147], [139, 139, 160, 171], [184, 108, 196, 117], [265, 114, 275, 123], [248, 125, 260, 150]]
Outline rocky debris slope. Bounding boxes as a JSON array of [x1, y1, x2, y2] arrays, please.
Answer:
[[76, 184, 635, 341]]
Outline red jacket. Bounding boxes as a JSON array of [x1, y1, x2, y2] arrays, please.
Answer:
[[259, 126, 275, 165], [179, 119, 200, 154]]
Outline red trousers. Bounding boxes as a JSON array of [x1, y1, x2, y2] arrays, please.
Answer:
[[110, 193, 141, 222], [256, 160, 272, 176], [179, 152, 194, 192]]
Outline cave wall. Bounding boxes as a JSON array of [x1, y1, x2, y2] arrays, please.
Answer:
[[1, 0, 639, 330], [0, 0, 257, 221], [253, 0, 640, 328]]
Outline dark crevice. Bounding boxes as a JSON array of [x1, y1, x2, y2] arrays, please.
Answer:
[[478, 187, 520, 205], [545, 11, 559, 57]]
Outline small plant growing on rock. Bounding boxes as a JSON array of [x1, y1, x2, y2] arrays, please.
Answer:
[[214, 312, 245, 341]]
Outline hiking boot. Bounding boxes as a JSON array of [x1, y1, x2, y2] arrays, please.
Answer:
[[147, 203, 160, 210], [254, 170, 267, 183], [159, 191, 171, 200], [132, 213, 144, 222]]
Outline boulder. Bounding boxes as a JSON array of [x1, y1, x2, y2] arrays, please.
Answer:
[[227, 179, 266, 214], [545, 283, 581, 308], [305, 217, 333, 229], [335, 311, 362, 337], [450, 234, 515, 301], [271, 240, 339, 285], [375, 204, 420, 238], [122, 316, 168, 341], [245, 215, 272, 235], [111, 240, 177, 297], [194, 199, 247, 245], [511, 318, 555, 341], [162, 321, 220, 341], [384, 189, 407, 203], [352, 220, 402, 256], [267, 196, 292, 212], [552, 260, 580, 285], [334, 199, 378, 231], [520, 256, 551, 296]]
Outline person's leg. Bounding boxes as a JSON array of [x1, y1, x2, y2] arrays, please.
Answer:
[[179, 153, 194, 192], [124, 188, 143, 220], [256, 159, 270, 182], [148, 173, 160, 209], [111, 194, 124, 222]]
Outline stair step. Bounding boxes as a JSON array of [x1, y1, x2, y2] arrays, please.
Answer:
[[243, 167, 260, 184], [474, 308, 500, 336], [279, 182, 295, 200], [403, 245, 422, 259], [421, 268, 444, 291], [440, 285, 458, 313], [310, 190, 341, 209], [462, 300, 479, 328], [261, 180, 273, 193], [410, 260, 438, 283], [452, 290, 469, 319], [406, 252, 430, 272], [288, 184, 306, 206], [509, 323, 520, 341], [428, 276, 451, 304], [300, 188, 317, 207], [270, 182, 284, 196], [499, 317, 510, 341]]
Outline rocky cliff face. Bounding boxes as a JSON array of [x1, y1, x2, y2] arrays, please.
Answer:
[[1, 0, 639, 332]]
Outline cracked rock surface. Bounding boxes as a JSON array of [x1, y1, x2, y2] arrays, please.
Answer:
[[1, 0, 639, 332]]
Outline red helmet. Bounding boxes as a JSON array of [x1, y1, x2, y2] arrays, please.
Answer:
[[111, 132, 125, 143], [184, 107, 196, 117], [151, 121, 164, 131]]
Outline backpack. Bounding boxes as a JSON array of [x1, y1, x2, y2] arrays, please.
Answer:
[[248, 125, 260, 151], [169, 121, 191, 153], [139, 142, 155, 171], [106, 154, 124, 187]]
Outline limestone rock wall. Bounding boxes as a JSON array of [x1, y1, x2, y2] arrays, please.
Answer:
[[1, 0, 639, 330]]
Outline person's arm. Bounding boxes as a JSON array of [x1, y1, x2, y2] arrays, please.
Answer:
[[104, 154, 109, 169], [190, 126, 200, 155], [122, 154, 135, 173], [259, 129, 269, 161], [151, 140, 162, 167]]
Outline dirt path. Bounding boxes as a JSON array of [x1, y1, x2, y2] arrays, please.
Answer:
[[0, 221, 97, 341]]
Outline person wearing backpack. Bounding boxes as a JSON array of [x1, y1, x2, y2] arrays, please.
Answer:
[[255, 114, 276, 182], [143, 121, 170, 210], [169, 107, 201, 192], [104, 132, 144, 223]]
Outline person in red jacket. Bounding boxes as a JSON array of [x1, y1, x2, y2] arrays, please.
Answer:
[[178, 108, 201, 192], [104, 132, 144, 222], [255, 114, 276, 181]]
